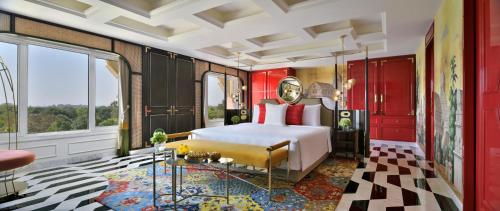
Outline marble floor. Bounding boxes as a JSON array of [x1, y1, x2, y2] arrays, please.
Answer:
[[336, 140, 462, 211], [0, 153, 159, 211], [0, 140, 463, 211]]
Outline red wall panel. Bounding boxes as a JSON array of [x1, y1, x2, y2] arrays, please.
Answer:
[[476, 0, 500, 209], [251, 68, 295, 106]]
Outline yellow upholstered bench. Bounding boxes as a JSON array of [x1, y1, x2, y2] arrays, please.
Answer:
[[164, 131, 290, 201]]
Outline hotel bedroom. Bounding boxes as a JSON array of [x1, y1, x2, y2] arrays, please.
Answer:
[[0, 0, 497, 210]]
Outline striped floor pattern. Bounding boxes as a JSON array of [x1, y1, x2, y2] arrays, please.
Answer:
[[0, 153, 160, 211]]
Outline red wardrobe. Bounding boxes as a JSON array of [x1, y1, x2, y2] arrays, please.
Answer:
[[251, 68, 295, 106], [347, 55, 416, 142]]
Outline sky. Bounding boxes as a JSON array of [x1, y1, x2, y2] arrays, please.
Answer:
[[207, 74, 224, 106], [0, 42, 118, 107]]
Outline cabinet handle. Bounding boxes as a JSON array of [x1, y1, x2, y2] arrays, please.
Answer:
[[374, 94, 378, 103], [380, 94, 384, 103], [167, 106, 176, 115], [144, 105, 152, 117]]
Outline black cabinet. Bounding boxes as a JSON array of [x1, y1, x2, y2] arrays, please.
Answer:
[[333, 129, 360, 160], [142, 48, 194, 147]]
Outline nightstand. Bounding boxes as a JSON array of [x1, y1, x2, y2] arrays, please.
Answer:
[[332, 129, 360, 160]]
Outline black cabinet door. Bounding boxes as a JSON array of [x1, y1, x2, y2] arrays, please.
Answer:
[[171, 56, 194, 133], [143, 49, 194, 147], [143, 49, 172, 146]]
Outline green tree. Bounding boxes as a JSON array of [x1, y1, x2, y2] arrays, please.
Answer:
[[208, 103, 224, 119], [48, 114, 72, 132]]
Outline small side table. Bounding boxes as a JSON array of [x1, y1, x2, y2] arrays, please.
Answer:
[[152, 148, 233, 210], [332, 129, 360, 160]]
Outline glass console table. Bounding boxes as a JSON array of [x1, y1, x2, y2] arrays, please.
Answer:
[[152, 148, 233, 210]]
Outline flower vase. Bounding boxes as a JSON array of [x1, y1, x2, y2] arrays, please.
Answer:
[[154, 143, 162, 152]]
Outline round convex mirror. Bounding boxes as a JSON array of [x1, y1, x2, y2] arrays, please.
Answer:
[[277, 76, 303, 104]]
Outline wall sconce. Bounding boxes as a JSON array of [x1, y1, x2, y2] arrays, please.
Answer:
[[332, 89, 343, 101], [241, 85, 247, 91]]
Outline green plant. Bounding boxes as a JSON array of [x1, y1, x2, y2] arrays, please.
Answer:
[[338, 118, 352, 129], [150, 128, 167, 145], [231, 115, 241, 124]]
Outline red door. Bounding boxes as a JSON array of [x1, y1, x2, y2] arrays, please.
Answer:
[[380, 57, 415, 116], [267, 68, 289, 100], [251, 71, 267, 106], [347, 60, 379, 139], [425, 40, 435, 161], [476, 0, 500, 209], [347, 61, 378, 112], [380, 57, 416, 142]]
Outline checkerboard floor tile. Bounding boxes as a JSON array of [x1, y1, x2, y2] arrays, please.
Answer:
[[336, 140, 463, 211]]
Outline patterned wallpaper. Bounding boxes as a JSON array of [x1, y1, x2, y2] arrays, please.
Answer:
[[415, 0, 464, 195]]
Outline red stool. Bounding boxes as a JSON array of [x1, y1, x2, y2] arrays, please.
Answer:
[[0, 150, 35, 196]]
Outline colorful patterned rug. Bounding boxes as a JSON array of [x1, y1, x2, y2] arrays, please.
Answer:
[[96, 158, 357, 210]]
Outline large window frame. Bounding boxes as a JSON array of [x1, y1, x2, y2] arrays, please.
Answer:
[[0, 34, 120, 141], [203, 72, 226, 127], [202, 71, 243, 127]]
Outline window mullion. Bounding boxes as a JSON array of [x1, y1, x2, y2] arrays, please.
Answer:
[[18, 44, 28, 136], [89, 54, 96, 131]]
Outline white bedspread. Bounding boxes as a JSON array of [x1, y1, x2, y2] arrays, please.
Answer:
[[191, 123, 331, 171]]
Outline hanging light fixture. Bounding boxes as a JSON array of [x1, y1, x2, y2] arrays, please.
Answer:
[[234, 52, 245, 109], [330, 35, 359, 106]]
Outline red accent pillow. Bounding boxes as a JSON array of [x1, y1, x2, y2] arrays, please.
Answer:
[[258, 104, 266, 124], [286, 104, 305, 125]]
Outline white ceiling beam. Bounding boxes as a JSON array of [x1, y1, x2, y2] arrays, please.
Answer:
[[251, 0, 287, 15], [149, 0, 234, 26]]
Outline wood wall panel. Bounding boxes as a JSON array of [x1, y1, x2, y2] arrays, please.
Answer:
[[195, 60, 209, 81], [113, 40, 143, 149], [0, 13, 10, 31], [211, 63, 225, 74], [195, 83, 202, 128], [226, 67, 238, 76], [131, 75, 142, 149], [15, 17, 112, 51], [114, 40, 142, 73]]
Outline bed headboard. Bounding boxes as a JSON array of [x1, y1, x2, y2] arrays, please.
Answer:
[[260, 98, 333, 127]]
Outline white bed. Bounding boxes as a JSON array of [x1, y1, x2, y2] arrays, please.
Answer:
[[191, 123, 331, 171]]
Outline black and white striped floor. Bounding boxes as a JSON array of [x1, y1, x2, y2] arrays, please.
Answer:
[[0, 153, 159, 211]]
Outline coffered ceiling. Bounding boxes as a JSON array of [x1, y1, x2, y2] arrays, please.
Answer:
[[0, 0, 441, 70]]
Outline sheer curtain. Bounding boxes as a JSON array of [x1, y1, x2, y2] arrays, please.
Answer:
[[117, 58, 130, 156]]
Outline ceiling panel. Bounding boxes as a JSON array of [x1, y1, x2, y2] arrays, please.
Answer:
[[0, 0, 441, 69]]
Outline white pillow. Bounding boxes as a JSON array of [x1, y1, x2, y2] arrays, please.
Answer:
[[264, 103, 288, 126], [252, 104, 260, 123], [303, 104, 321, 126]]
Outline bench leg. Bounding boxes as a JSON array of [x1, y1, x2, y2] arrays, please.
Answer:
[[287, 145, 290, 182], [268, 150, 272, 202]]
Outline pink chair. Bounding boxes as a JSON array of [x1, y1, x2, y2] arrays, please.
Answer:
[[0, 150, 35, 196]]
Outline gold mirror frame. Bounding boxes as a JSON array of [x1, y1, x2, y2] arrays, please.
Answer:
[[277, 76, 303, 104]]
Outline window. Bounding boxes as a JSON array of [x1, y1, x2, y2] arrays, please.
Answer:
[[0, 42, 17, 133], [226, 75, 241, 110], [95, 58, 119, 127], [204, 72, 225, 127], [0, 36, 120, 138], [27, 45, 89, 133]]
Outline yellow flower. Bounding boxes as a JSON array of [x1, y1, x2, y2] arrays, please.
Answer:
[[177, 144, 190, 155]]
